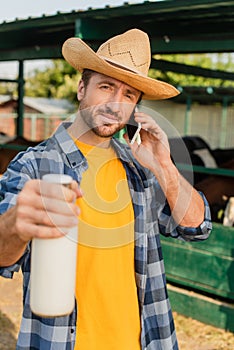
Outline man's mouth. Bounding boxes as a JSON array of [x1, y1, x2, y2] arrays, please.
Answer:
[[99, 113, 120, 125]]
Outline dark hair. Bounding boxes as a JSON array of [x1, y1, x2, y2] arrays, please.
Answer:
[[81, 69, 96, 88]]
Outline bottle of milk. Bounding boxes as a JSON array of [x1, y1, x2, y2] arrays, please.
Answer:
[[30, 174, 78, 317]]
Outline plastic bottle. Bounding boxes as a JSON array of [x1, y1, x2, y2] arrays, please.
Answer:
[[30, 174, 78, 317]]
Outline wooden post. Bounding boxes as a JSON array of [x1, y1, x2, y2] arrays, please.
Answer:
[[16, 60, 24, 137], [220, 96, 228, 148], [184, 95, 192, 135]]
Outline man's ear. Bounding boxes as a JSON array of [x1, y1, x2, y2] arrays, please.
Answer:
[[77, 80, 85, 101]]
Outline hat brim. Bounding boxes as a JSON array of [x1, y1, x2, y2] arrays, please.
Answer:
[[62, 38, 180, 100]]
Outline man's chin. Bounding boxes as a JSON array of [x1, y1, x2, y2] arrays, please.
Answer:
[[92, 124, 123, 138]]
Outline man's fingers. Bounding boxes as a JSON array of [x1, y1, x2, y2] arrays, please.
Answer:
[[24, 179, 82, 203], [16, 222, 69, 240], [17, 186, 79, 216], [39, 181, 77, 202], [70, 180, 83, 198], [16, 205, 78, 227], [26, 179, 82, 201], [36, 196, 80, 216]]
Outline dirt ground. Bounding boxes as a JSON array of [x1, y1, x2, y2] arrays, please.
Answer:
[[0, 271, 233, 350]]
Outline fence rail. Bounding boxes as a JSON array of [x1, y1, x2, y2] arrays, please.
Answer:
[[177, 163, 234, 177], [0, 113, 71, 141]]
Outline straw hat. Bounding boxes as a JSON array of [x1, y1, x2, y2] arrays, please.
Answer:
[[62, 28, 179, 100]]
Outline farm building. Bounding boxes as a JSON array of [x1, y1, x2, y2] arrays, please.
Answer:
[[0, 95, 75, 140]]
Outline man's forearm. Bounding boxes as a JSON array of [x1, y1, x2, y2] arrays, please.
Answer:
[[152, 161, 205, 228], [0, 207, 28, 267]]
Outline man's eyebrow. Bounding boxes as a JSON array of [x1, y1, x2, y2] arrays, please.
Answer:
[[125, 88, 138, 96], [97, 80, 116, 86], [97, 79, 139, 96]]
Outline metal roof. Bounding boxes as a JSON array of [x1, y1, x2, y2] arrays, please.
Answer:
[[0, 95, 75, 114], [0, 0, 234, 62], [173, 86, 234, 104]]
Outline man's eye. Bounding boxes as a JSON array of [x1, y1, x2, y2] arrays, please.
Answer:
[[100, 84, 110, 90], [126, 94, 134, 101]]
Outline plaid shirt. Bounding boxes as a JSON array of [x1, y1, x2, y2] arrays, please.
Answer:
[[0, 122, 212, 350]]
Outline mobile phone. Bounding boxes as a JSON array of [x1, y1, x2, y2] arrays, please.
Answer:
[[126, 107, 141, 145]]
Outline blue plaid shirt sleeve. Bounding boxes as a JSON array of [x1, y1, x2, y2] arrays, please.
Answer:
[[158, 191, 212, 241]]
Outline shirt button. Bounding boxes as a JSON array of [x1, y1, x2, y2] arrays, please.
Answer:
[[71, 328, 75, 334]]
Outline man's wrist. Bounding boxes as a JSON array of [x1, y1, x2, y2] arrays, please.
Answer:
[[151, 160, 180, 195]]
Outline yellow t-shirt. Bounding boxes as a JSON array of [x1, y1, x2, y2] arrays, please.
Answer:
[[74, 139, 141, 350]]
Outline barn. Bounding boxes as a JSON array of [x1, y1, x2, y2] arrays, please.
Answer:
[[0, 95, 75, 140]]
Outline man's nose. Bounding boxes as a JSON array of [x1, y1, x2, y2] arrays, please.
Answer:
[[106, 91, 124, 112]]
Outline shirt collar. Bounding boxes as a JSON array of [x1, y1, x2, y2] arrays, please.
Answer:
[[53, 121, 85, 169], [53, 121, 135, 168], [111, 138, 135, 165]]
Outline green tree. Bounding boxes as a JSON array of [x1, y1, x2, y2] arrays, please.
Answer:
[[149, 53, 234, 88], [0, 82, 17, 96], [25, 59, 81, 103]]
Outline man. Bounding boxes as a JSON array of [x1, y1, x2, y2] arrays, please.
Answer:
[[0, 29, 211, 349]]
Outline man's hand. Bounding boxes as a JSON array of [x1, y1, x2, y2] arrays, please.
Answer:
[[13, 179, 82, 242], [0, 179, 82, 266], [124, 110, 172, 173]]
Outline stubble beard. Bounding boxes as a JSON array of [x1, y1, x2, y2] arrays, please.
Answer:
[[79, 100, 125, 138]]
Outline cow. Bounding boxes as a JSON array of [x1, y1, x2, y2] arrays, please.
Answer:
[[195, 159, 234, 223], [223, 197, 234, 227], [0, 136, 41, 174]]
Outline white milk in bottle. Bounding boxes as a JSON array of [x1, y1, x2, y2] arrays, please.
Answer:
[[30, 174, 78, 317]]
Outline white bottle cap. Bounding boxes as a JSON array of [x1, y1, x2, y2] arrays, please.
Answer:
[[42, 174, 73, 185]]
